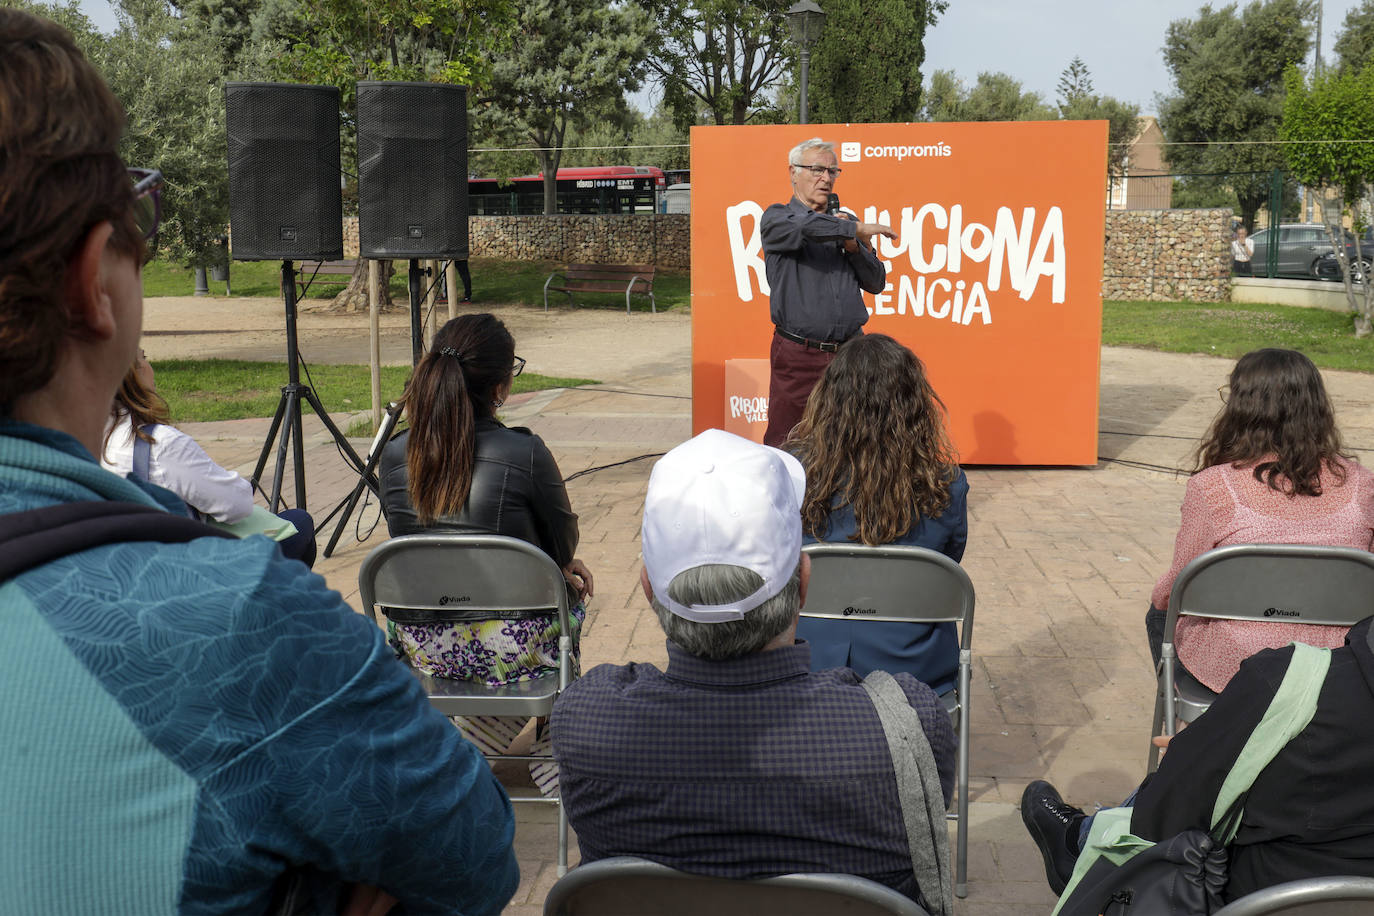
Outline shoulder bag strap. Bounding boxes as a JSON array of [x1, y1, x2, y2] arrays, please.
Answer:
[[862, 669, 954, 916], [1210, 642, 1332, 843], [131, 426, 152, 482], [0, 500, 233, 583]]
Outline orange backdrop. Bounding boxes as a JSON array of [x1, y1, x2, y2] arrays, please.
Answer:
[[690, 121, 1107, 465]]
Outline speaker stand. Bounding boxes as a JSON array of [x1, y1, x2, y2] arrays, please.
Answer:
[[322, 400, 403, 559], [408, 258, 427, 363], [250, 259, 378, 516]]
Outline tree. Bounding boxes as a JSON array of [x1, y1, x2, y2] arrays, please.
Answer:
[[644, 0, 791, 127], [1157, 0, 1313, 231], [1334, 0, 1374, 73], [1281, 63, 1374, 335], [922, 70, 1055, 121], [482, 0, 652, 214], [805, 0, 945, 123], [1056, 58, 1141, 178], [1057, 55, 1094, 105], [173, 0, 264, 64]]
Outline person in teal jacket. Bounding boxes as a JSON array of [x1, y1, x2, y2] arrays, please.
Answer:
[[0, 10, 518, 914]]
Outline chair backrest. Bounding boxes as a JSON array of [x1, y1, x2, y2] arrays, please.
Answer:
[[1212, 876, 1374, 915], [357, 532, 570, 634], [1165, 544, 1374, 638], [799, 543, 974, 650], [542, 857, 931, 916]]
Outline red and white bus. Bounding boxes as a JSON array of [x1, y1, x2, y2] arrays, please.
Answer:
[[468, 165, 666, 215]]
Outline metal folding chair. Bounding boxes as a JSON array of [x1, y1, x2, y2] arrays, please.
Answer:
[[800, 543, 975, 899], [357, 533, 576, 874], [1148, 543, 1374, 772], [1211, 876, 1374, 915], [543, 856, 932, 916]]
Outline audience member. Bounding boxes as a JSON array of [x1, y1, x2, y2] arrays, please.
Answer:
[[553, 429, 955, 907], [379, 313, 592, 795], [102, 348, 318, 566], [787, 334, 967, 692], [1147, 347, 1374, 691], [1023, 615, 1374, 900], [0, 10, 517, 913]]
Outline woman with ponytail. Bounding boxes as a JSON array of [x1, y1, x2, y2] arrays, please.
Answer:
[[379, 313, 592, 795]]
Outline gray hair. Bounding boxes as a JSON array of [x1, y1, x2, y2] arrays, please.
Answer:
[[651, 563, 801, 661], [788, 137, 834, 166]]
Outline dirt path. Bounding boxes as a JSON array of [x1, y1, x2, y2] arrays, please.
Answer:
[[142, 296, 692, 389]]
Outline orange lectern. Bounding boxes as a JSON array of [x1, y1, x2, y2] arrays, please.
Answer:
[[691, 121, 1107, 465]]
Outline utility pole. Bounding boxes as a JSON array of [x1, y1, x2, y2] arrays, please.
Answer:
[[1315, 0, 1324, 75]]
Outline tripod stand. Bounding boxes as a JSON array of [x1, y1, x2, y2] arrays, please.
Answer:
[[250, 259, 379, 515]]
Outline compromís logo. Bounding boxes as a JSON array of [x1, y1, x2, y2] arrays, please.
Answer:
[[840, 141, 861, 162], [863, 142, 953, 161]]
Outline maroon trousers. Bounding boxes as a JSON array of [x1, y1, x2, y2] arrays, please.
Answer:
[[764, 332, 840, 447]]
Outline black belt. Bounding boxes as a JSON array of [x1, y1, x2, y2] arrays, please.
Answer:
[[775, 328, 851, 353]]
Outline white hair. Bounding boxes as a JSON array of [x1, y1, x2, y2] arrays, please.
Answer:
[[788, 137, 834, 166]]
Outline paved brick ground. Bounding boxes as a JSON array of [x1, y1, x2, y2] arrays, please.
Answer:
[[181, 340, 1374, 916]]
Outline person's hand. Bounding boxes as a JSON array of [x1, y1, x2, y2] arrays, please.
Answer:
[[1151, 735, 1173, 749], [844, 221, 896, 252], [341, 883, 397, 916], [563, 558, 594, 600]]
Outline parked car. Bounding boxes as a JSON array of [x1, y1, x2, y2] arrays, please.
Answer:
[[1247, 223, 1338, 279], [1315, 229, 1374, 282]]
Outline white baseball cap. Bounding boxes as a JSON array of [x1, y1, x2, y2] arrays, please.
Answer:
[[641, 429, 806, 623]]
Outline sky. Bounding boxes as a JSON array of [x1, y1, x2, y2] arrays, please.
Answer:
[[75, 0, 1364, 119], [922, 0, 1362, 118]]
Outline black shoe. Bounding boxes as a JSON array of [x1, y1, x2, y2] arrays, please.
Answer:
[[1021, 780, 1086, 895]]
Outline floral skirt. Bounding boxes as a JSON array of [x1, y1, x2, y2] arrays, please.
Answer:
[[391, 601, 585, 687]]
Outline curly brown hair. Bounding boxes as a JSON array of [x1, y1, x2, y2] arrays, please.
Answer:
[[787, 334, 959, 545], [1195, 348, 1350, 497]]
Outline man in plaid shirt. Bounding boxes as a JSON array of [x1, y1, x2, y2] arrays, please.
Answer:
[[552, 430, 955, 904]]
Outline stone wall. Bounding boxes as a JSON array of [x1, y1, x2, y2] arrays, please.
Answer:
[[1103, 208, 1232, 302], [341, 214, 689, 267]]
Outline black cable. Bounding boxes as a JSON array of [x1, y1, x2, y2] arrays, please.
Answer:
[[567, 385, 691, 400], [1099, 456, 1188, 474], [565, 452, 665, 482], [295, 260, 324, 300]]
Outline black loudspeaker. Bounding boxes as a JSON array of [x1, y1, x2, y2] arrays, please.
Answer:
[[225, 82, 343, 261], [357, 82, 468, 260]]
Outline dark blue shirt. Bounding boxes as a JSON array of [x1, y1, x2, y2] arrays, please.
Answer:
[[797, 469, 969, 693], [551, 639, 956, 902], [762, 197, 887, 341]]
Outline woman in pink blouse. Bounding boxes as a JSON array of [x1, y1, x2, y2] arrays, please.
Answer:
[[1148, 348, 1374, 692]]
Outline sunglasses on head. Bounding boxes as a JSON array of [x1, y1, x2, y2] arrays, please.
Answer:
[[128, 167, 163, 260]]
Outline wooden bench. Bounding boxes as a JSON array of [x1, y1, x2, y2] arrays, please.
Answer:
[[543, 263, 656, 314], [296, 259, 358, 285]]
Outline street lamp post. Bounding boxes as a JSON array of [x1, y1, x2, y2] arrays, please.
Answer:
[[786, 0, 825, 125]]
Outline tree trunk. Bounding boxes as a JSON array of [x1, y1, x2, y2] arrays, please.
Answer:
[[538, 149, 557, 215], [329, 259, 394, 311]]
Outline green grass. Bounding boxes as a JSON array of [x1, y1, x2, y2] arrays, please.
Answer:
[[155, 359, 596, 423], [1103, 299, 1374, 373], [144, 257, 690, 312]]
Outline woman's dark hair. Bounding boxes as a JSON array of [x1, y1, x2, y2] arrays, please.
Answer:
[[103, 361, 172, 457], [0, 9, 143, 415], [403, 313, 515, 524], [1195, 348, 1349, 497], [787, 334, 959, 545]]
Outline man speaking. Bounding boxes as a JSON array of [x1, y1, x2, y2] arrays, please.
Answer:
[[761, 138, 895, 447]]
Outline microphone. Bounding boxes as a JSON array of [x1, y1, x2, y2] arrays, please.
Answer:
[[827, 194, 846, 251]]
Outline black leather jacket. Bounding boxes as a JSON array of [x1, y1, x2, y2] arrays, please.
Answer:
[[379, 417, 578, 567]]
